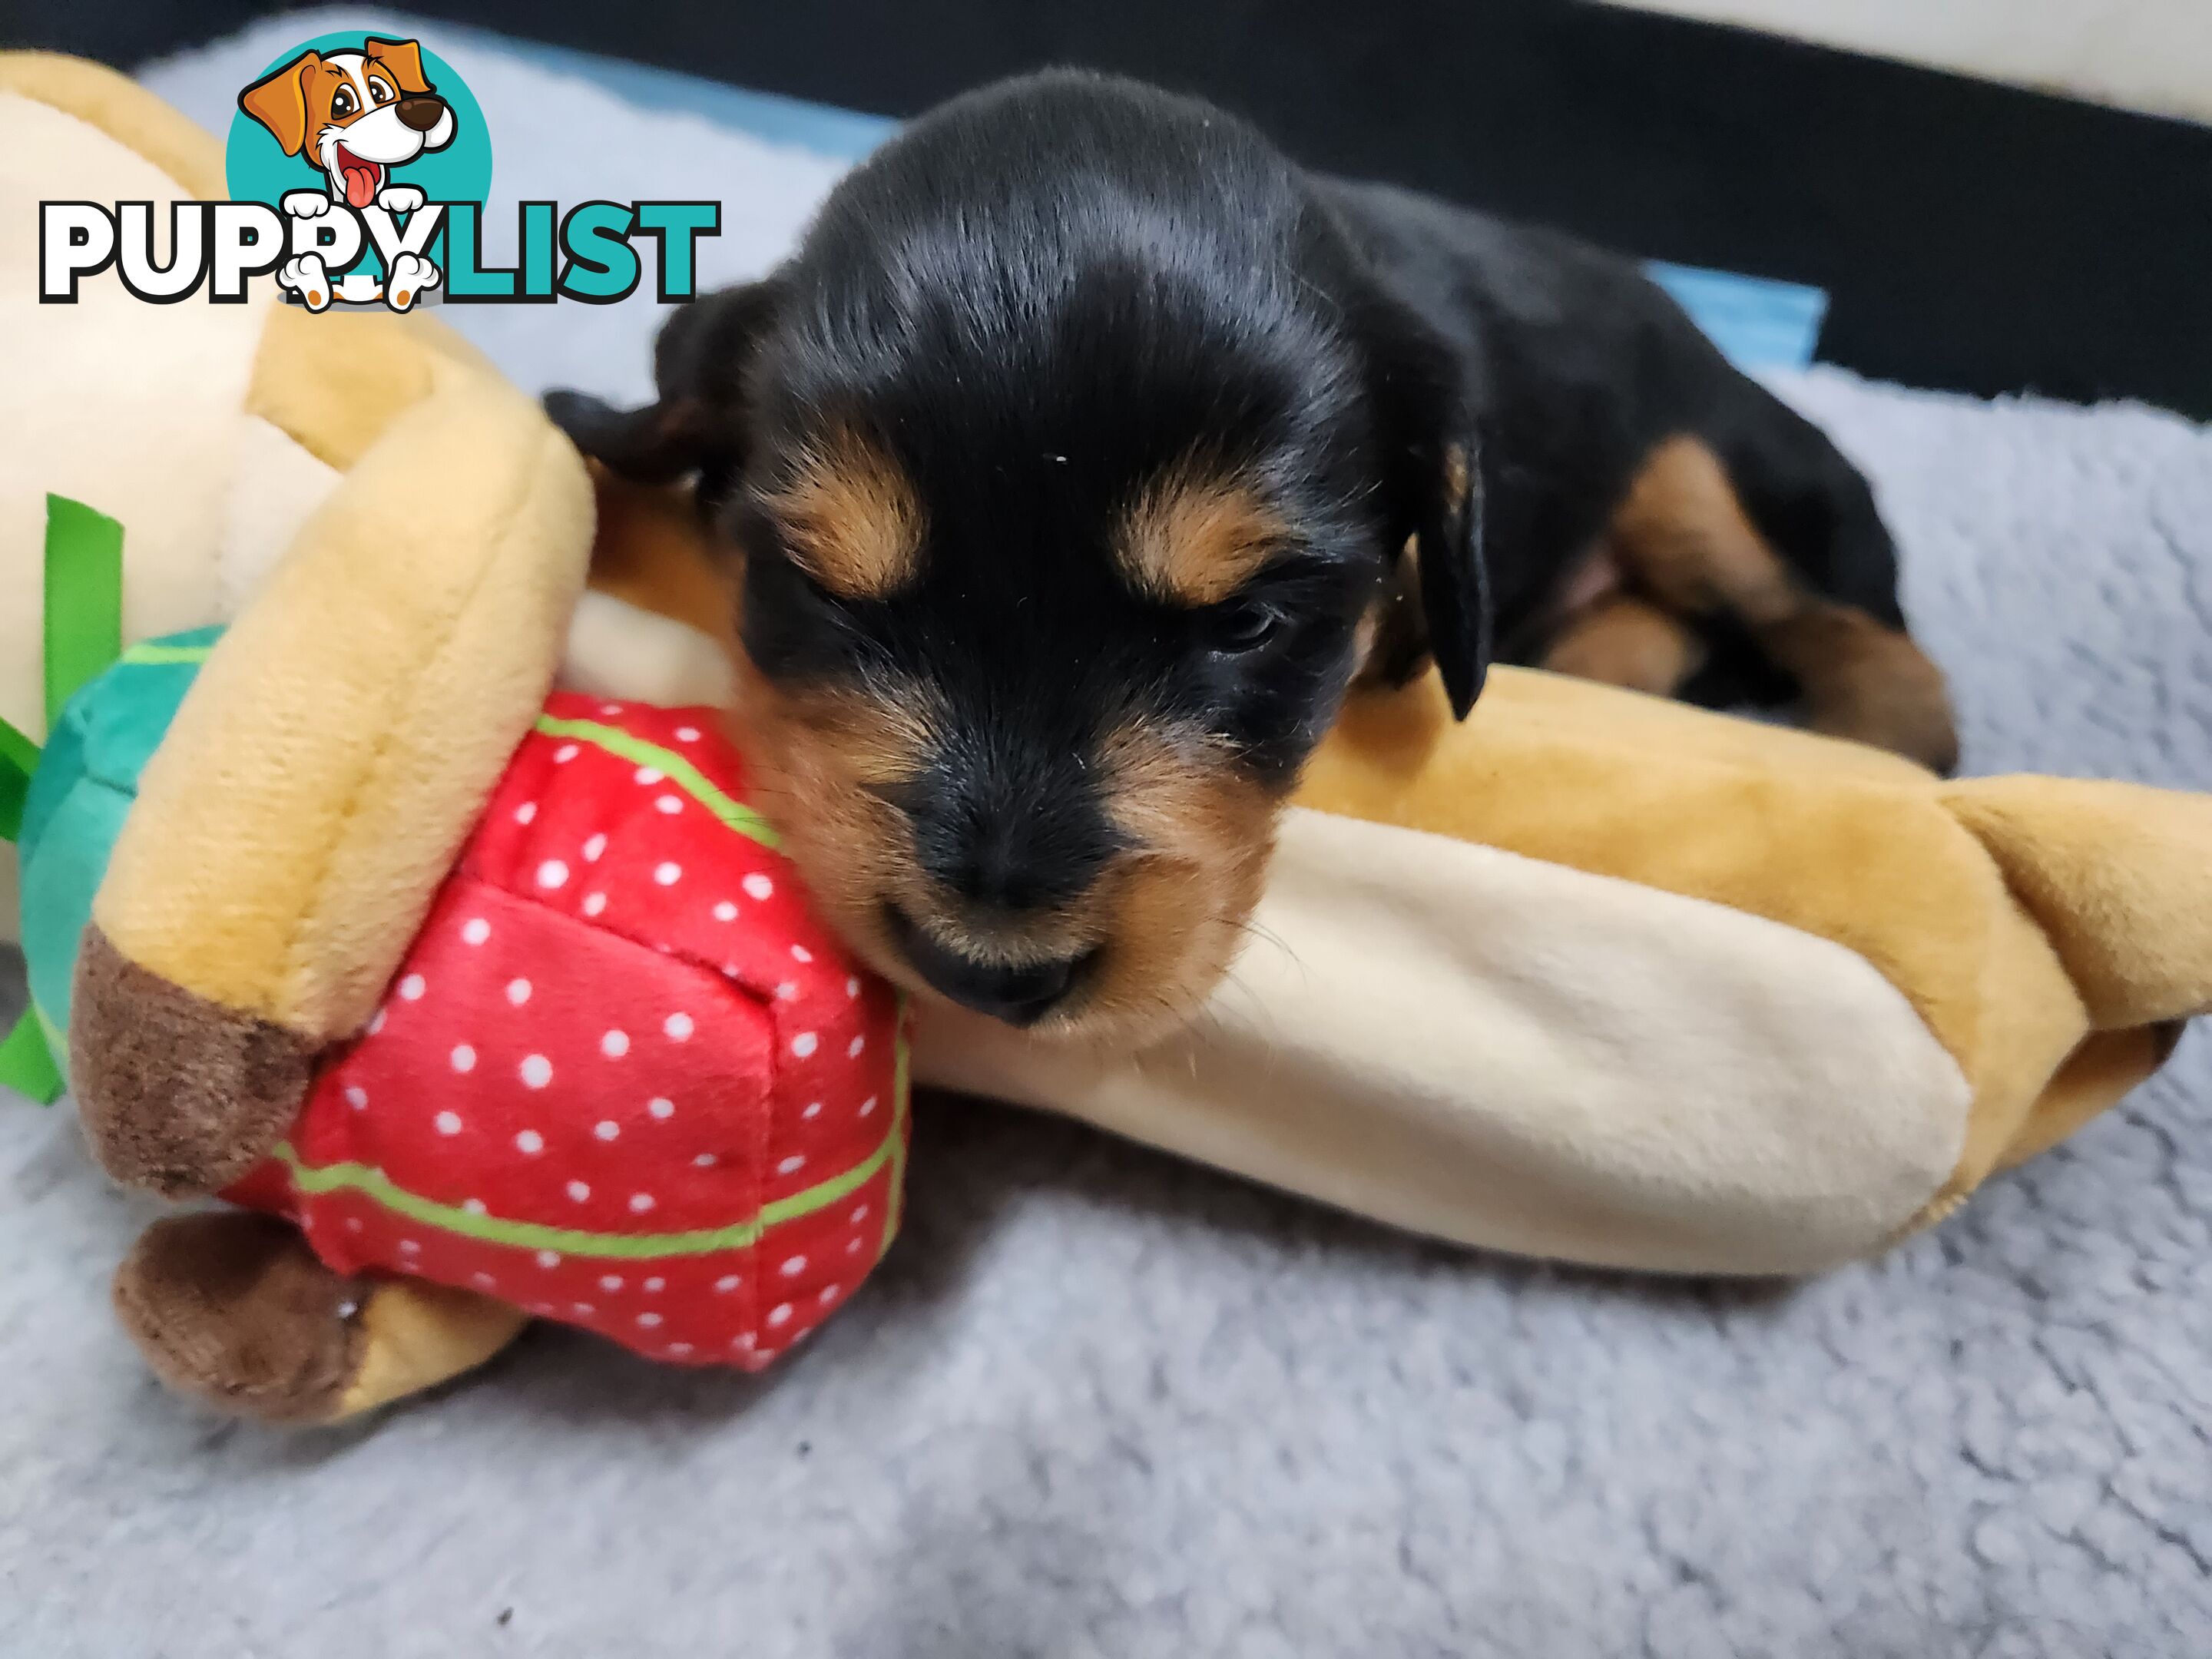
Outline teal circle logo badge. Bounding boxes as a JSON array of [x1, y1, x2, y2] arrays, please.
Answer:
[[224, 33, 491, 313]]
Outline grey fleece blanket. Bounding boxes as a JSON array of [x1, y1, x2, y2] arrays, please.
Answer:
[[5, 24, 2211, 1658]]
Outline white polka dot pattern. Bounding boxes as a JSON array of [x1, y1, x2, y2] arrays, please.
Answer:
[[242, 694, 907, 1373]]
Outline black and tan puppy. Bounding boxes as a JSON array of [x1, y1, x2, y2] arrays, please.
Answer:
[[550, 70, 1956, 1038]]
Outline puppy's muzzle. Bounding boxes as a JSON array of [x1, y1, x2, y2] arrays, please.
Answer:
[[884, 906, 1098, 1025]]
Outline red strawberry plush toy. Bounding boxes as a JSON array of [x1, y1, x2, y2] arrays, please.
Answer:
[[36, 411, 916, 1424], [220, 694, 909, 1373]]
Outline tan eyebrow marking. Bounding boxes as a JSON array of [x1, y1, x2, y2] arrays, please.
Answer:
[[1117, 465, 1289, 606], [753, 426, 925, 600]]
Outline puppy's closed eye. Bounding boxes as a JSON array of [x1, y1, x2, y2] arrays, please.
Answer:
[[1206, 594, 1292, 655]]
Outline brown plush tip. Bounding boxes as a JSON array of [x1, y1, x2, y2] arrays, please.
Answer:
[[113, 1212, 366, 1426], [71, 926, 313, 1199]]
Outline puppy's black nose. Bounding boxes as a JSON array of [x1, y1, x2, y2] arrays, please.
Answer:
[[884, 908, 1094, 1026], [939, 826, 1089, 913], [396, 95, 446, 132], [905, 773, 1118, 916]]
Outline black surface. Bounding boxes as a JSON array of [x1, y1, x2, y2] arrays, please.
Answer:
[[15, 0, 2212, 416]]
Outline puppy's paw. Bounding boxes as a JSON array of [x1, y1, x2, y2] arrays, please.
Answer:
[[280, 190, 333, 220], [382, 251, 442, 313], [376, 184, 426, 215], [278, 253, 332, 312], [333, 273, 382, 306]]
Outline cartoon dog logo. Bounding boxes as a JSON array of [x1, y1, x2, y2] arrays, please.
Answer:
[[237, 37, 455, 313]]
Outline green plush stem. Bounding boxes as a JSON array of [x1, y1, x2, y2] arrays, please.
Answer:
[[0, 716, 35, 845], [0, 1011, 63, 1105], [43, 495, 124, 723]]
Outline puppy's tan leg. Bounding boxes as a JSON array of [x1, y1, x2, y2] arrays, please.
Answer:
[[1759, 600, 1962, 774], [1605, 435, 1959, 772], [1608, 435, 1803, 628], [1539, 594, 1706, 698]]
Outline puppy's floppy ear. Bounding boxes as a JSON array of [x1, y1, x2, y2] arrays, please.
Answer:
[[1413, 440, 1492, 718], [364, 38, 433, 95], [541, 392, 710, 486], [544, 279, 784, 507], [238, 51, 321, 157], [1356, 293, 1495, 720]]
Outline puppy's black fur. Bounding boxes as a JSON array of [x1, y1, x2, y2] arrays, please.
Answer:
[[550, 69, 1939, 1028], [1327, 178, 1909, 696]]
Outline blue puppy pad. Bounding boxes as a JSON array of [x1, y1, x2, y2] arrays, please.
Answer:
[[1645, 260, 1830, 373]]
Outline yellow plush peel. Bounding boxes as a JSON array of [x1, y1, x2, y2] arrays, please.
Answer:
[[92, 377, 593, 1041], [1293, 673, 2212, 1233], [0, 52, 227, 198], [336, 1280, 534, 1419]]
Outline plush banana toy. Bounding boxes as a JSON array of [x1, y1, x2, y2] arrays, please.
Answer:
[[12, 55, 2212, 1427]]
